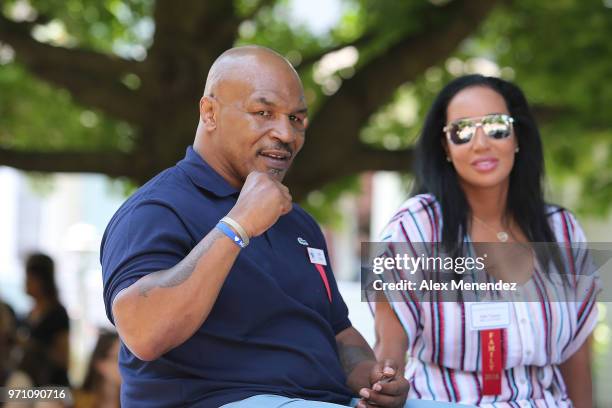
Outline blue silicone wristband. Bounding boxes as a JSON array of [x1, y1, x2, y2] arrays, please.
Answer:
[[216, 222, 247, 248]]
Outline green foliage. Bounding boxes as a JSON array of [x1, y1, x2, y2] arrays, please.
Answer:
[[0, 0, 610, 219], [480, 0, 612, 217], [0, 64, 135, 152], [2, 0, 154, 53], [302, 174, 361, 227], [358, 0, 612, 217]]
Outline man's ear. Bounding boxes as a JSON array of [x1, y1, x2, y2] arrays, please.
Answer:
[[199, 96, 217, 131]]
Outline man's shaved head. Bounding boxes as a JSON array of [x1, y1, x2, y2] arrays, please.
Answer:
[[203, 45, 302, 97], [195, 45, 308, 188]]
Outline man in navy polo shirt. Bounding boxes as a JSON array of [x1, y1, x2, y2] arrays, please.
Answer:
[[101, 45, 409, 408]]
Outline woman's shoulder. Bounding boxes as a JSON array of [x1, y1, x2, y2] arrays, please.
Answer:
[[44, 303, 69, 324], [391, 193, 441, 220], [32, 303, 69, 336], [379, 193, 442, 241], [544, 204, 586, 243]]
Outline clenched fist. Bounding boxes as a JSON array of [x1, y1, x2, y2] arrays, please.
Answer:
[[226, 171, 293, 238]]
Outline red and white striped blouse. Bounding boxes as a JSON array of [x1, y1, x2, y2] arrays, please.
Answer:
[[373, 193, 600, 407]]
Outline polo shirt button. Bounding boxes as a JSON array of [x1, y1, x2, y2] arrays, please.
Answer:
[[526, 350, 532, 356], [520, 318, 528, 324]]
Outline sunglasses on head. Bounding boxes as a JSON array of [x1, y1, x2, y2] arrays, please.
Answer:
[[443, 114, 514, 145]]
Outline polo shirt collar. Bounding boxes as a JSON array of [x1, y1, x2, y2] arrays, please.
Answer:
[[178, 146, 239, 197]]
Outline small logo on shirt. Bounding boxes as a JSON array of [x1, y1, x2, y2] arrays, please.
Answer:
[[297, 237, 309, 246]]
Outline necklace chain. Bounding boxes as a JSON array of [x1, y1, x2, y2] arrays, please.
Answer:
[[472, 215, 510, 242]]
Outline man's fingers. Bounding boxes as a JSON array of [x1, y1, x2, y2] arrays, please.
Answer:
[[355, 399, 375, 408], [272, 179, 292, 202], [357, 401, 381, 408], [372, 378, 403, 396], [280, 197, 293, 215], [361, 389, 399, 407], [270, 176, 288, 190], [280, 186, 292, 214], [279, 183, 290, 195]]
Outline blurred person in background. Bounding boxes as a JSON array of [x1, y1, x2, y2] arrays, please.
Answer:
[[2, 299, 37, 408], [73, 330, 121, 408], [1, 298, 19, 385], [21, 252, 71, 387], [372, 75, 598, 407]]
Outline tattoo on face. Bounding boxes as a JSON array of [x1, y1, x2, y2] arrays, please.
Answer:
[[337, 343, 375, 375], [138, 229, 224, 298]]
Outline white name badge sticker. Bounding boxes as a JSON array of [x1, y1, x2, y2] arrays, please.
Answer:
[[307, 247, 327, 266], [469, 302, 510, 331]]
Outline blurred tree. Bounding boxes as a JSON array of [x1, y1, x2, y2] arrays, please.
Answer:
[[0, 0, 610, 215]]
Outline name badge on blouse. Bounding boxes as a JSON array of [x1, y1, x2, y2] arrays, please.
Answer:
[[307, 247, 331, 302], [469, 302, 510, 331]]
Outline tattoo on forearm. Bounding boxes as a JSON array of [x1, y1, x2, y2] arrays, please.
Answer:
[[338, 343, 375, 375], [138, 229, 224, 297]]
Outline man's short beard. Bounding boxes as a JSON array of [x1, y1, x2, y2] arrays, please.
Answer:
[[267, 168, 283, 176]]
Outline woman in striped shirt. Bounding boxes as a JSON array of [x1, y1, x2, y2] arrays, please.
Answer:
[[371, 75, 599, 407]]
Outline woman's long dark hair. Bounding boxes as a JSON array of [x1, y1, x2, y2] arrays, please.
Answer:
[[413, 75, 559, 260]]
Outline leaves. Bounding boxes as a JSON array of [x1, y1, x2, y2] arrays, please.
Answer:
[[0, 0, 609, 218], [0, 63, 135, 152]]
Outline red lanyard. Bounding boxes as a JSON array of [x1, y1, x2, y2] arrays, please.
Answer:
[[313, 263, 332, 302]]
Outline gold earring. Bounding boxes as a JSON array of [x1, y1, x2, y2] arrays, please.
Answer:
[[515, 147, 519, 153], [446, 156, 452, 162]]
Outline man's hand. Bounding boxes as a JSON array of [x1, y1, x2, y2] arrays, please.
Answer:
[[227, 171, 293, 237], [356, 359, 409, 408]]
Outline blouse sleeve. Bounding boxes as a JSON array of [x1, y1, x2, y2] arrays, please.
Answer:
[[558, 211, 601, 361], [367, 195, 440, 354]]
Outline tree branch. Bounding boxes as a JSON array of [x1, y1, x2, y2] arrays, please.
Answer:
[[296, 31, 377, 69], [151, 0, 239, 56], [325, 0, 502, 122], [146, 0, 241, 100], [288, 0, 501, 195], [0, 147, 134, 178], [531, 104, 576, 124], [243, 0, 276, 21], [353, 146, 414, 173], [0, 15, 145, 123], [310, 0, 499, 141], [288, 145, 414, 201]]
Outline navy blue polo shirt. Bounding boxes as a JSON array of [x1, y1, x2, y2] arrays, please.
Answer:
[[101, 147, 354, 407]]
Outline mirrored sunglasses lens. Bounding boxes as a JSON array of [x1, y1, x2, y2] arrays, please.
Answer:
[[483, 122, 511, 139], [450, 125, 474, 144]]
